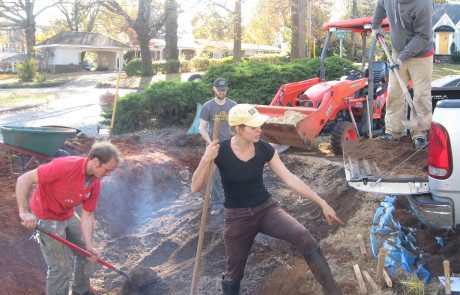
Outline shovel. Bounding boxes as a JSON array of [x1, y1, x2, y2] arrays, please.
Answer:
[[376, 33, 429, 133], [35, 225, 158, 292]]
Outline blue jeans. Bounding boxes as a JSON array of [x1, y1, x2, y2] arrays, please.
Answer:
[[36, 215, 93, 295], [211, 170, 224, 210]]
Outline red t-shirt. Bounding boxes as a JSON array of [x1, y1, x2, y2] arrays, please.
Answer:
[[30, 156, 101, 221]]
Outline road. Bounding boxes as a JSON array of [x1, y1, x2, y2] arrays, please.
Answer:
[[0, 73, 137, 140]]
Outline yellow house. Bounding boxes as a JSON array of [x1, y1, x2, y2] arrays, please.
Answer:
[[433, 4, 460, 55]]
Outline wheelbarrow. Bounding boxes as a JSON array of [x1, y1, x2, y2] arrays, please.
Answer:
[[0, 125, 79, 173]]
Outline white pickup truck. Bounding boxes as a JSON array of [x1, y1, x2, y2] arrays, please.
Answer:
[[344, 96, 460, 230]]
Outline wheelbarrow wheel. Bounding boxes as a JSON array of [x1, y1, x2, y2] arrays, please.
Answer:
[[331, 121, 358, 155]]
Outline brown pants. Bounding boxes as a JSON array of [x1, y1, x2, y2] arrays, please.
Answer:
[[223, 198, 318, 283]]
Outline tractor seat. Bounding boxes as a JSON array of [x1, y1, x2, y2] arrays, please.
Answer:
[[365, 61, 389, 96]]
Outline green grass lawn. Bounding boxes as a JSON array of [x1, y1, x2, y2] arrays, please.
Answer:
[[432, 63, 460, 80], [0, 91, 54, 111]]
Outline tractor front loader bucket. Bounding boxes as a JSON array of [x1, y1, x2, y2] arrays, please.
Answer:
[[256, 78, 369, 149], [255, 105, 315, 148]]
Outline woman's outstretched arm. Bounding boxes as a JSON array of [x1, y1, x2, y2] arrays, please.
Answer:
[[268, 151, 344, 225]]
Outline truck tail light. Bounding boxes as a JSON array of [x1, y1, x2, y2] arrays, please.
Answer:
[[428, 122, 452, 179]]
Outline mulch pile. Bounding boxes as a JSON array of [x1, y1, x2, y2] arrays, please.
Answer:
[[343, 136, 428, 179]]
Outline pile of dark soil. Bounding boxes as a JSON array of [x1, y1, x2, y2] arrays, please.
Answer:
[[343, 136, 428, 179], [393, 199, 460, 276]]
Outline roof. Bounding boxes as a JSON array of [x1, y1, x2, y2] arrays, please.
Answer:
[[36, 32, 127, 48], [323, 17, 390, 33], [433, 4, 460, 26], [0, 52, 24, 62]]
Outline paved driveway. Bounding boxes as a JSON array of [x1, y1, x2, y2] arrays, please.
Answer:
[[0, 73, 136, 140]]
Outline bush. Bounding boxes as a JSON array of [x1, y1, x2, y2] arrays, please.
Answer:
[[452, 53, 460, 64], [152, 61, 167, 74], [111, 56, 355, 134], [180, 60, 192, 73], [125, 58, 142, 77], [191, 58, 210, 72], [15, 59, 40, 82], [165, 59, 181, 74]]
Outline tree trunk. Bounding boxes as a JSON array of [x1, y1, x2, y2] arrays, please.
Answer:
[[290, 0, 299, 60], [306, 0, 312, 58], [137, 29, 153, 76], [350, 0, 358, 61], [164, 0, 178, 60], [136, 0, 153, 76], [233, 0, 242, 62], [298, 0, 306, 58], [24, 0, 36, 59]]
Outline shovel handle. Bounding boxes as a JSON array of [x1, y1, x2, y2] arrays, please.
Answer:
[[36, 226, 130, 278], [375, 34, 418, 114]]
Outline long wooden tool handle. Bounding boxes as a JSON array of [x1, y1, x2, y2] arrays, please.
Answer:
[[376, 34, 418, 116], [190, 117, 221, 295], [444, 260, 451, 295]]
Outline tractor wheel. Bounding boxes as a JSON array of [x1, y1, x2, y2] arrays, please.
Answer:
[[331, 121, 358, 155]]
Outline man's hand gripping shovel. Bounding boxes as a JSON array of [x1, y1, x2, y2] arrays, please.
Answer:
[[376, 33, 430, 133]]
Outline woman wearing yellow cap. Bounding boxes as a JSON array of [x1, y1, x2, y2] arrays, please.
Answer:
[[191, 104, 343, 295]]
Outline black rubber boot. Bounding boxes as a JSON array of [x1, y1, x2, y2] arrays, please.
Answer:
[[304, 247, 342, 295], [221, 275, 240, 295]]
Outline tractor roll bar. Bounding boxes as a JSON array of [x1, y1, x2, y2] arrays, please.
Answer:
[[319, 32, 332, 81]]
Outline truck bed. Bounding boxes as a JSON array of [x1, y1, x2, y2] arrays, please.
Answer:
[[343, 136, 429, 195]]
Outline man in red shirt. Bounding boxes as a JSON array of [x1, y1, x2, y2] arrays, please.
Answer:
[[16, 142, 120, 295]]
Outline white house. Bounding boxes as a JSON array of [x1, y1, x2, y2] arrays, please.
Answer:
[[433, 3, 460, 55], [35, 32, 128, 73], [129, 38, 282, 61]]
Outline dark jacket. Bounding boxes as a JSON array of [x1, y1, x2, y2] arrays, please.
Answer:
[[372, 0, 434, 63]]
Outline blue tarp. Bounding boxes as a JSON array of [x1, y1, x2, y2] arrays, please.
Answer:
[[187, 103, 202, 135], [370, 196, 431, 283]]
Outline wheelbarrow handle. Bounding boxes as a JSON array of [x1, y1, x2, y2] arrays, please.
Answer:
[[36, 225, 129, 278]]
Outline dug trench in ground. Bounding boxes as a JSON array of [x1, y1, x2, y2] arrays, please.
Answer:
[[1, 130, 457, 294]]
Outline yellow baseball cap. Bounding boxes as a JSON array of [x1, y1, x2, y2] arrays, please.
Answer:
[[228, 104, 269, 127]]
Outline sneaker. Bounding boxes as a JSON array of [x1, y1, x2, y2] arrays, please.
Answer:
[[414, 137, 428, 149], [379, 133, 398, 141]]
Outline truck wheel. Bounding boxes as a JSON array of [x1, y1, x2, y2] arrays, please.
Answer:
[[331, 121, 358, 155]]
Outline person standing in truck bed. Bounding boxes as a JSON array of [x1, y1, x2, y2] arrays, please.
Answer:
[[372, 0, 434, 149]]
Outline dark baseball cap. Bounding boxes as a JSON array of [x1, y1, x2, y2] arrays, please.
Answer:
[[213, 77, 228, 91]]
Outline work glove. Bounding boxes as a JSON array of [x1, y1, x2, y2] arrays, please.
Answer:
[[371, 28, 384, 38], [389, 58, 403, 70]]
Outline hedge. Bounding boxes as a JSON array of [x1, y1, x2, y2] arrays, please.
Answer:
[[110, 56, 354, 134]]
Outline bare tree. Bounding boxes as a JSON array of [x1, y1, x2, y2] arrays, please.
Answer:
[[290, 0, 299, 60], [201, 0, 242, 61], [306, 0, 312, 58], [232, 0, 241, 62], [99, 0, 166, 76], [164, 0, 178, 72], [298, 0, 306, 58], [350, 0, 358, 61], [0, 0, 61, 59], [57, 0, 101, 32]]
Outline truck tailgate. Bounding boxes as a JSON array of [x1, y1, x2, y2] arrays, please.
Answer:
[[343, 136, 429, 195]]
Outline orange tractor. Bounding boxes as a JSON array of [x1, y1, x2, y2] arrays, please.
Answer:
[[255, 17, 391, 154]]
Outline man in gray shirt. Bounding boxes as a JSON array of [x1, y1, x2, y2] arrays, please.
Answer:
[[372, 0, 434, 149], [199, 77, 237, 215]]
